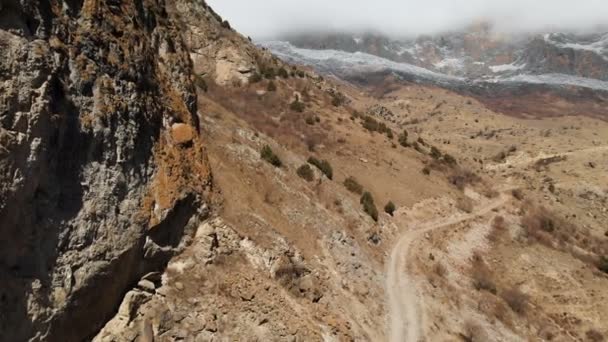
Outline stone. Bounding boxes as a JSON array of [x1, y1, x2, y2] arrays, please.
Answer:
[[171, 123, 195, 145], [138, 280, 157, 293], [142, 272, 163, 286]]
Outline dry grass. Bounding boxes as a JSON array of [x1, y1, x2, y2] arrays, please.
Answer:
[[457, 197, 474, 213], [500, 287, 529, 315], [586, 329, 606, 342], [462, 320, 488, 342], [471, 252, 497, 294], [488, 216, 507, 243], [449, 168, 480, 190]]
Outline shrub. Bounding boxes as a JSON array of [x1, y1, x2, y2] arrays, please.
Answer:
[[221, 20, 231, 29], [586, 329, 605, 342], [598, 256, 608, 274], [331, 97, 340, 107], [463, 320, 488, 342], [501, 287, 529, 315], [261, 145, 282, 167], [384, 201, 396, 216], [386, 130, 394, 139], [473, 267, 496, 294], [457, 197, 474, 213], [398, 130, 409, 147], [308, 157, 333, 180], [290, 99, 305, 112], [488, 216, 507, 243], [344, 177, 363, 194], [430, 146, 442, 159], [267, 81, 277, 92], [443, 153, 457, 165], [472, 254, 496, 294], [296, 70, 305, 78], [296, 164, 314, 182], [522, 208, 556, 235], [263, 67, 276, 79], [422, 166, 431, 175], [449, 168, 480, 190], [360, 192, 378, 222], [512, 189, 524, 200], [278, 67, 289, 78], [194, 74, 208, 92], [249, 72, 262, 83], [362, 116, 380, 132], [305, 116, 315, 125]]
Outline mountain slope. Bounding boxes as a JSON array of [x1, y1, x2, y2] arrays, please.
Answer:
[[0, 1, 211, 340]]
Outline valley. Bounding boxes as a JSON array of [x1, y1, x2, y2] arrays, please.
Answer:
[[1, 1, 606, 341]]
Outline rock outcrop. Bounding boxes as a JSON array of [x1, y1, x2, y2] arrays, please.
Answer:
[[0, 1, 211, 340]]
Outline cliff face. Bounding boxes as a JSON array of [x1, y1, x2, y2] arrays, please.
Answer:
[[0, 1, 211, 340]]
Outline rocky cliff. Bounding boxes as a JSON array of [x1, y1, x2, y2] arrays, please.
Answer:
[[0, 1, 213, 340]]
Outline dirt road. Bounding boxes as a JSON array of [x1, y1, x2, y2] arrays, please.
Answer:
[[387, 192, 511, 342]]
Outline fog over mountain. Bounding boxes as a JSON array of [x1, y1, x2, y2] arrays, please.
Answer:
[[207, 0, 608, 38]]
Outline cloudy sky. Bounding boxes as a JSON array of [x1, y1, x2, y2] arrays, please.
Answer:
[[207, 0, 608, 39]]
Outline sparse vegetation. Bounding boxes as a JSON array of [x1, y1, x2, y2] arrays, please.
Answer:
[[305, 116, 315, 125], [443, 153, 457, 165], [290, 98, 305, 112], [512, 189, 524, 201], [472, 253, 497, 294], [462, 320, 488, 342], [449, 168, 480, 190], [501, 287, 529, 315], [398, 130, 409, 147], [488, 216, 507, 243], [263, 67, 276, 79], [277, 67, 289, 79], [456, 197, 474, 213], [384, 201, 396, 216], [422, 166, 431, 175], [261, 145, 282, 167], [586, 329, 605, 342], [361, 115, 391, 138], [296, 164, 314, 182], [360, 191, 378, 222], [598, 256, 608, 274], [331, 96, 342, 107], [430, 146, 442, 159], [194, 74, 208, 92], [249, 72, 262, 83], [344, 177, 363, 194], [307, 157, 333, 180], [267, 80, 277, 92]]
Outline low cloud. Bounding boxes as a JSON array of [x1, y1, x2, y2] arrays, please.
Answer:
[[207, 0, 608, 39]]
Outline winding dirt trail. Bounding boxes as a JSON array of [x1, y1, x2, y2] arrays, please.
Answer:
[[387, 192, 511, 342]]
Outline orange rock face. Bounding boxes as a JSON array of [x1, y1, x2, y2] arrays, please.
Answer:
[[171, 123, 196, 145]]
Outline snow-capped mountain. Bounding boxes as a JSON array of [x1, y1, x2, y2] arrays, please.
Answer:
[[261, 27, 608, 92]]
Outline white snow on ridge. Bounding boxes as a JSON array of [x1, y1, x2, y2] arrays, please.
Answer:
[[544, 33, 608, 57], [489, 62, 526, 73], [434, 58, 465, 71], [498, 74, 608, 91], [261, 41, 608, 92], [261, 41, 462, 83]]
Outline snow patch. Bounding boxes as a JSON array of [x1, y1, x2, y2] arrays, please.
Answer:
[[434, 58, 464, 71], [489, 62, 526, 73]]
